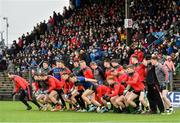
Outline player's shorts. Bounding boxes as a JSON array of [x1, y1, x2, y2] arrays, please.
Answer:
[[89, 84, 98, 91], [129, 87, 134, 92], [78, 90, 84, 95], [133, 91, 141, 96], [160, 83, 168, 91], [54, 89, 64, 97]]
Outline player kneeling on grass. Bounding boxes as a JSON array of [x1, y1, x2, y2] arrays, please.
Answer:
[[68, 74, 98, 112], [8, 72, 42, 110]]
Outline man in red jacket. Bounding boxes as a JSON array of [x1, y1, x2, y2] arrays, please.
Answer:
[[8, 72, 41, 110]]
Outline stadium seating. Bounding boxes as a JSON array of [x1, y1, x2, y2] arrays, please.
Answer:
[[0, 0, 179, 100], [0, 72, 13, 100]]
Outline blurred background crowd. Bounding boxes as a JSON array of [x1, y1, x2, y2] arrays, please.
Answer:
[[0, 0, 179, 75]]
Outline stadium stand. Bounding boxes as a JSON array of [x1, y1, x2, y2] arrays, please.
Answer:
[[0, 0, 180, 99]]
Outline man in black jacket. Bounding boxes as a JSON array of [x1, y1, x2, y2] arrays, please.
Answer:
[[144, 56, 164, 114]]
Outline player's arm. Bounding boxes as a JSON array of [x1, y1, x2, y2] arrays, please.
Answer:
[[66, 68, 71, 74], [85, 78, 98, 83], [47, 78, 56, 93], [14, 83, 19, 93], [12, 81, 19, 97], [71, 86, 78, 95], [123, 85, 131, 95], [108, 84, 120, 97], [63, 83, 68, 94]]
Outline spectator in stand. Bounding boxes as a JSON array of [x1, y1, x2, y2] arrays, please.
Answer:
[[164, 56, 175, 90], [0, 0, 179, 83], [41, 61, 51, 74]]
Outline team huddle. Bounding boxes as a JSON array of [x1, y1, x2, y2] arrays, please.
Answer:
[[8, 52, 174, 114]]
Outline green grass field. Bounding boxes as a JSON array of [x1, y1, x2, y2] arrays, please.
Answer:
[[0, 101, 180, 123]]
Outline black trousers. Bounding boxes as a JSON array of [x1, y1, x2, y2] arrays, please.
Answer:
[[55, 89, 66, 108], [19, 86, 41, 109], [147, 85, 164, 113], [75, 90, 86, 109]]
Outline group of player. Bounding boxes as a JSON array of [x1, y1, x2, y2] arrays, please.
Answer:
[[8, 53, 173, 114]]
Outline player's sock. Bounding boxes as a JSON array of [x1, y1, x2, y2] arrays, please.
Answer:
[[69, 104, 72, 109], [21, 100, 31, 108], [51, 103, 56, 107], [59, 96, 66, 108], [166, 109, 170, 113], [31, 100, 41, 108], [75, 102, 80, 107]]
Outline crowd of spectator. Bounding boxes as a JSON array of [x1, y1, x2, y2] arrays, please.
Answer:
[[0, 0, 179, 75]]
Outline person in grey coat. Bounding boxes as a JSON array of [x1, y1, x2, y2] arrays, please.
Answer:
[[151, 56, 173, 114]]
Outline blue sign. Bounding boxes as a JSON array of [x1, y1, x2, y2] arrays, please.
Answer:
[[152, 32, 164, 44], [168, 92, 180, 107]]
